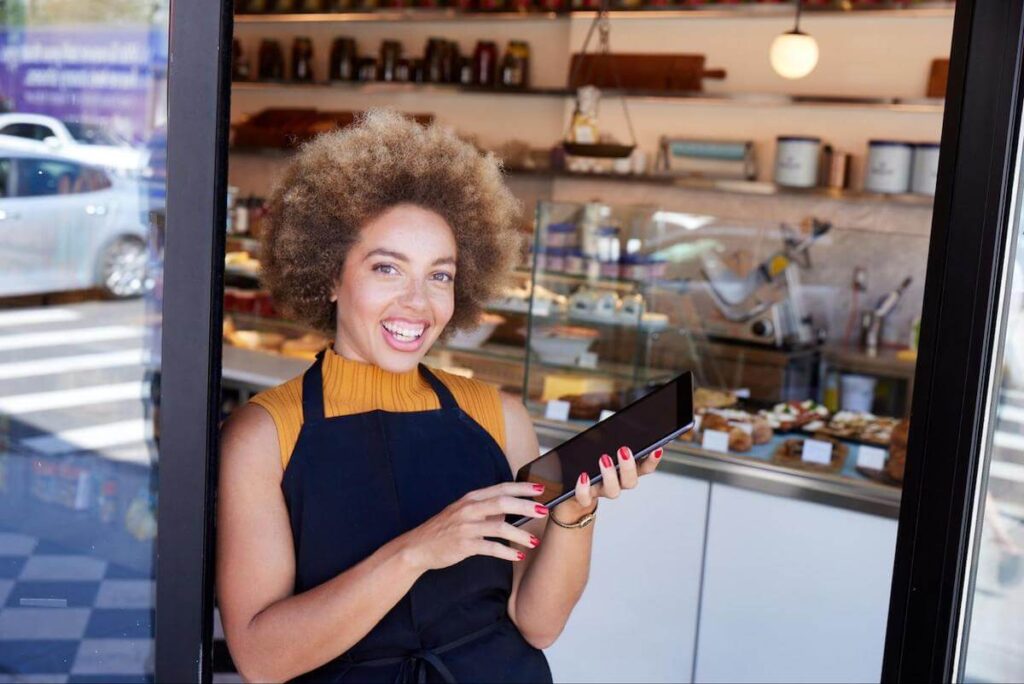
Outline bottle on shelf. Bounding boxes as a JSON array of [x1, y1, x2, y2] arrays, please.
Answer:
[[473, 40, 499, 87], [291, 37, 315, 82], [232, 39, 251, 81], [330, 37, 358, 81]]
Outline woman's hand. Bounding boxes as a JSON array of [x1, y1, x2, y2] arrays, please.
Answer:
[[551, 445, 664, 525], [399, 481, 550, 572]]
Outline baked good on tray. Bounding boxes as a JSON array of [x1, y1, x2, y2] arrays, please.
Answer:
[[694, 387, 737, 410], [887, 418, 910, 482], [771, 437, 849, 473], [808, 411, 900, 446], [758, 400, 830, 431]]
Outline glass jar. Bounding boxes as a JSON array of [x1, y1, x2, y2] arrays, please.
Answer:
[[257, 39, 285, 81], [329, 37, 357, 81], [472, 41, 498, 88]]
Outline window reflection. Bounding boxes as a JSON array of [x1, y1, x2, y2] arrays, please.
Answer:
[[0, 2, 168, 680]]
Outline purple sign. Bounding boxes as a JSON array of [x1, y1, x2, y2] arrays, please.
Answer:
[[0, 25, 167, 142]]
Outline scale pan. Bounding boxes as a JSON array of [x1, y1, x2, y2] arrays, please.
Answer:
[[562, 141, 636, 159]]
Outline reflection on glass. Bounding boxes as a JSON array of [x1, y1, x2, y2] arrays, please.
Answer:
[[0, 1, 167, 680], [962, 225, 1024, 681]]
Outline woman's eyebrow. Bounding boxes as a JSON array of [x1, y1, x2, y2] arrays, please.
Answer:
[[364, 248, 455, 267]]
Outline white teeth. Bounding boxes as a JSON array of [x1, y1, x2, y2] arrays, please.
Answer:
[[382, 321, 424, 341]]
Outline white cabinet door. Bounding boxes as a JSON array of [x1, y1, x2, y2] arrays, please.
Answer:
[[695, 484, 898, 684], [544, 471, 710, 684]]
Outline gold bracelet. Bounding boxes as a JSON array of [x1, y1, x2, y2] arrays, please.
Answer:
[[549, 502, 598, 529]]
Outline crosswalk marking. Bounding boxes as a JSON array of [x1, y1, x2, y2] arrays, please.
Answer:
[[0, 326, 143, 352], [0, 349, 145, 380], [0, 382, 146, 415], [0, 308, 81, 327], [21, 419, 147, 455], [993, 430, 1024, 452]]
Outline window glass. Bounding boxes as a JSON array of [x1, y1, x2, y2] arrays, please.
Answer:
[[0, 2, 168, 681]]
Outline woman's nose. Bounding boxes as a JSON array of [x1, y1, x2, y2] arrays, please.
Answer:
[[399, 278, 428, 307]]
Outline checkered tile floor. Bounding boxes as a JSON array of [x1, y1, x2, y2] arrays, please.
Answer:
[[0, 529, 154, 682]]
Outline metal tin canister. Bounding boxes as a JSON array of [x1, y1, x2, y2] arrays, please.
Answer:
[[774, 136, 822, 188], [911, 142, 941, 196], [865, 140, 913, 194]]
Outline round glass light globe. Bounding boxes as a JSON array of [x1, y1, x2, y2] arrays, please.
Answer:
[[770, 30, 819, 80]]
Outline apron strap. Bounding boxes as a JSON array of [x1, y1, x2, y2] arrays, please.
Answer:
[[301, 350, 327, 422], [417, 364, 458, 411]]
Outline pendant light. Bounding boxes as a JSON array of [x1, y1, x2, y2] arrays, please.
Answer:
[[770, 0, 819, 80]]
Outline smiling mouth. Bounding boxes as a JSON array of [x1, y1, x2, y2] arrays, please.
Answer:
[[381, 320, 426, 342]]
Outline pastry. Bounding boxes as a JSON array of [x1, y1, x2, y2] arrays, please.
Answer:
[[888, 419, 910, 482], [728, 426, 753, 452], [751, 418, 773, 445], [700, 412, 730, 433], [694, 387, 737, 410]]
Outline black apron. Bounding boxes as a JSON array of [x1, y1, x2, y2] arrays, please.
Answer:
[[283, 351, 553, 683]]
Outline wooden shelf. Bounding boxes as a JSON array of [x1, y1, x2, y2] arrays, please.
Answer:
[[505, 167, 937, 206], [233, 3, 954, 24], [231, 80, 945, 113]]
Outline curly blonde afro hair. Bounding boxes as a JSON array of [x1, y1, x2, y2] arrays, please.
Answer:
[[260, 109, 523, 338]]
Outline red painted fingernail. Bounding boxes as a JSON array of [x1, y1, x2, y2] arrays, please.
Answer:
[[535, 504, 548, 515], [618, 447, 631, 460], [600, 454, 613, 468], [532, 483, 545, 493], [516, 551, 525, 561], [654, 448, 664, 459], [580, 471, 589, 484], [530, 536, 540, 547]]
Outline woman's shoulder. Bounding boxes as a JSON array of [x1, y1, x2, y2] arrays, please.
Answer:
[[246, 374, 305, 469]]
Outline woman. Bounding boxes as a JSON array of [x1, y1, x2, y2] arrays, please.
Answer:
[[217, 110, 664, 683]]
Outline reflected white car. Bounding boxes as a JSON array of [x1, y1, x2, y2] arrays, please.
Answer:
[[0, 113, 148, 175], [0, 149, 149, 298]]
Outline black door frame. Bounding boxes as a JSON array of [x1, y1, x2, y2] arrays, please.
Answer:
[[155, 0, 234, 680], [882, 0, 1024, 681]]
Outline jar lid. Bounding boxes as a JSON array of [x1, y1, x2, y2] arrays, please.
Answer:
[[868, 139, 914, 148], [547, 222, 576, 233], [777, 135, 822, 143]]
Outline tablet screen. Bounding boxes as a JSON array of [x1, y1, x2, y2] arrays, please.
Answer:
[[514, 372, 694, 516]]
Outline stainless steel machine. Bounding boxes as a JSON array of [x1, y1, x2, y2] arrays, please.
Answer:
[[688, 218, 832, 348]]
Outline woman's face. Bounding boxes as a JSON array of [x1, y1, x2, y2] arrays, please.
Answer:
[[332, 204, 457, 373]]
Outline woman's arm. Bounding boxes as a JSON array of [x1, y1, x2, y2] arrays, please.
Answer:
[[500, 393, 594, 649], [217, 404, 423, 682]]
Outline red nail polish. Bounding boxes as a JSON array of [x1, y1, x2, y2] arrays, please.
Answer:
[[618, 447, 631, 460], [532, 483, 545, 492], [600, 454, 613, 468], [530, 536, 540, 548], [535, 504, 548, 515], [654, 448, 664, 459], [516, 551, 525, 561], [580, 471, 589, 484]]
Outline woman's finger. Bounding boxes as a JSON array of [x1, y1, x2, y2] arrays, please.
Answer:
[[467, 495, 548, 521], [474, 539, 526, 562], [616, 446, 639, 489], [637, 447, 665, 476], [472, 520, 539, 549], [574, 471, 594, 509], [598, 453, 621, 499], [465, 480, 545, 501]]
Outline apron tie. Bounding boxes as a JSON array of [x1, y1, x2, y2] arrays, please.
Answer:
[[344, 618, 505, 684]]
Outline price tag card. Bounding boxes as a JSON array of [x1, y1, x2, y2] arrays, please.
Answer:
[[802, 439, 834, 466], [857, 445, 887, 470], [532, 299, 552, 317], [734, 388, 752, 399], [694, 414, 703, 431], [544, 400, 571, 422], [598, 409, 616, 422], [578, 351, 599, 369], [702, 429, 730, 453]]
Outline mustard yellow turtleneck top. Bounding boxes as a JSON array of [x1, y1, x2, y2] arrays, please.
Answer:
[[250, 348, 507, 469]]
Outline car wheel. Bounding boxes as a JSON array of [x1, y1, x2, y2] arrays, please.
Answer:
[[97, 236, 147, 298]]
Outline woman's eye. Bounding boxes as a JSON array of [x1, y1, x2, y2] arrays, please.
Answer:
[[373, 263, 398, 276], [432, 272, 454, 283]]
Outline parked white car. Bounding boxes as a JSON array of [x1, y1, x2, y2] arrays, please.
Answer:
[[0, 149, 149, 298], [0, 113, 148, 175]]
